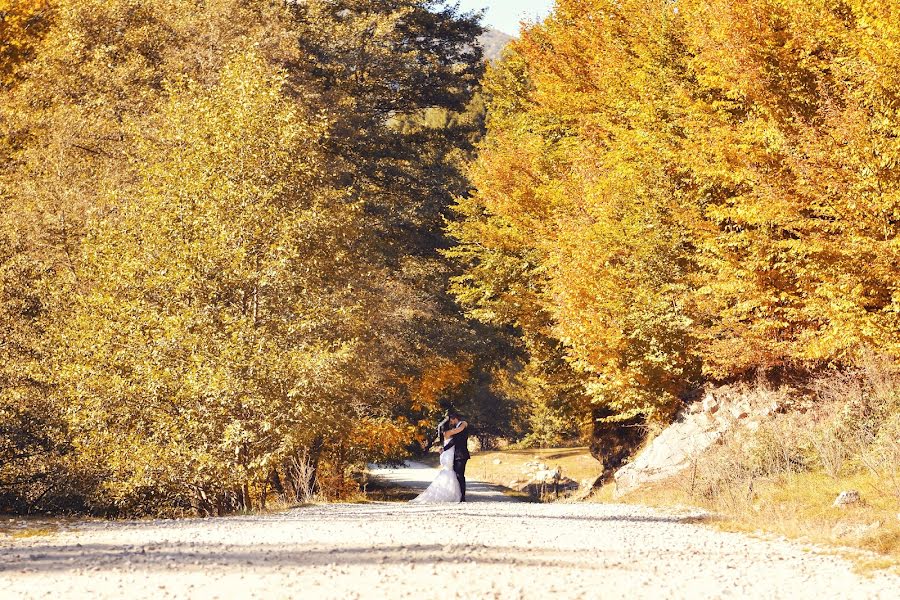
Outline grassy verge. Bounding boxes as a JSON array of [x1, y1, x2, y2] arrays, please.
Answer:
[[419, 446, 600, 493], [590, 359, 900, 571], [466, 447, 600, 488], [595, 469, 899, 572], [0, 518, 67, 540]]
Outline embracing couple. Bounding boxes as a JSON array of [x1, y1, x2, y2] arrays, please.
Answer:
[[410, 411, 470, 504]]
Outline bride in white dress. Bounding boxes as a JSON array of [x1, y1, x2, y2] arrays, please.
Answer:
[[410, 431, 461, 504]]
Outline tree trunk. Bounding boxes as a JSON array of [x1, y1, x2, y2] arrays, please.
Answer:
[[590, 407, 647, 484], [268, 468, 284, 496], [241, 483, 252, 512]]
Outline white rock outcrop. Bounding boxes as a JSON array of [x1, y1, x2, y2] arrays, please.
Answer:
[[532, 468, 561, 483], [614, 386, 790, 497]]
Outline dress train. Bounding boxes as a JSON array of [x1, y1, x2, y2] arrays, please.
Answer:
[[409, 445, 461, 503]]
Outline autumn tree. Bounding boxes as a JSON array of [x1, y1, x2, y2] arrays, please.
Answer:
[[1, 0, 496, 513], [1, 0, 312, 513], [58, 51, 360, 512], [450, 0, 899, 451], [287, 0, 501, 432], [449, 1, 699, 441], [675, 0, 900, 376]]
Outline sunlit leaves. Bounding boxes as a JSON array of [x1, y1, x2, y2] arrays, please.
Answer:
[[57, 51, 368, 507], [1, 0, 488, 514], [0, 0, 50, 88], [451, 0, 900, 424]]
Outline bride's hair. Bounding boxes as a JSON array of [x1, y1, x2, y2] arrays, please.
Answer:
[[448, 410, 462, 420]]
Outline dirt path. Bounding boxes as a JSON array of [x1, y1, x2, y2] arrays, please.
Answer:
[[2, 469, 898, 599]]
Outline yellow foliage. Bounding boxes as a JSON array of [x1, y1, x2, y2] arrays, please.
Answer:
[[450, 0, 900, 422], [2, 0, 487, 514], [57, 50, 353, 507], [0, 0, 49, 87]]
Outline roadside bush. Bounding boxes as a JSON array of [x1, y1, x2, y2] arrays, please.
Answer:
[[687, 355, 899, 515]]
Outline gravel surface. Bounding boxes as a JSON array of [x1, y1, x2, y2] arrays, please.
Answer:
[[2, 468, 898, 599]]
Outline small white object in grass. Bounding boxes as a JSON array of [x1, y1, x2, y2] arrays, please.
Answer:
[[832, 490, 862, 508], [533, 469, 561, 483], [493, 458, 502, 465]]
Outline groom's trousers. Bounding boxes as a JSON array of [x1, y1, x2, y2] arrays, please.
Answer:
[[453, 458, 468, 502]]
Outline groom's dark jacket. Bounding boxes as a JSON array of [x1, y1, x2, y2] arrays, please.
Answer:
[[445, 423, 470, 461]]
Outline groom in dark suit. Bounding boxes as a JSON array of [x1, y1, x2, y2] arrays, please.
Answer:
[[444, 411, 470, 502]]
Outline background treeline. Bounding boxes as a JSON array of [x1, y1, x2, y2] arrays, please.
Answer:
[[0, 0, 524, 516], [450, 0, 899, 453]]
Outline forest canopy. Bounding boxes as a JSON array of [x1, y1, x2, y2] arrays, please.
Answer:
[[0, 0, 502, 515], [3, 0, 899, 515], [449, 0, 900, 427]]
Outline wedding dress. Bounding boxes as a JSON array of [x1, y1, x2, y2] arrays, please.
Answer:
[[409, 444, 461, 503]]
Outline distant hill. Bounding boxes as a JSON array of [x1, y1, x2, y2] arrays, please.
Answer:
[[478, 29, 514, 62]]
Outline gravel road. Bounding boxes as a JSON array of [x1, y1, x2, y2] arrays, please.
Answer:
[[368, 460, 520, 502], [2, 466, 898, 599]]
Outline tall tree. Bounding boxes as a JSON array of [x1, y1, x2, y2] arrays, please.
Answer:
[[450, 0, 899, 442], [1, 0, 494, 513], [1, 0, 309, 513], [58, 51, 382, 513], [287, 1, 497, 428]]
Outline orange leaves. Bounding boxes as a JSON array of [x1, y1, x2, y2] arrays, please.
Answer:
[[348, 417, 415, 461], [409, 356, 473, 413], [675, 0, 900, 374], [452, 0, 900, 423]]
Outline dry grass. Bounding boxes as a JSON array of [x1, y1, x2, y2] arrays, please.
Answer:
[[0, 519, 64, 539], [593, 356, 900, 571], [611, 470, 899, 566], [420, 446, 601, 490], [6, 527, 57, 539]]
